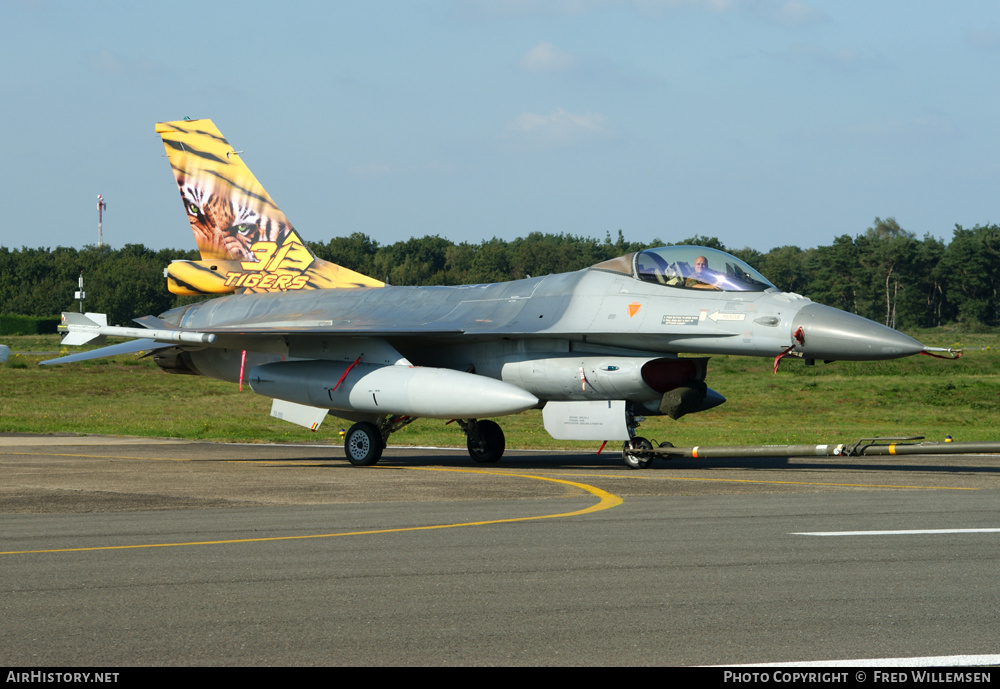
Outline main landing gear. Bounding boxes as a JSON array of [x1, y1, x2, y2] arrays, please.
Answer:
[[343, 414, 416, 466], [459, 419, 505, 463], [344, 421, 384, 466], [343, 416, 506, 466]]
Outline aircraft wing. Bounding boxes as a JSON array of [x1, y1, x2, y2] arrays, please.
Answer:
[[40, 310, 469, 367]]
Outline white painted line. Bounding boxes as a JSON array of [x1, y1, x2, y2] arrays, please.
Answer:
[[721, 653, 1000, 667], [792, 528, 1000, 536]]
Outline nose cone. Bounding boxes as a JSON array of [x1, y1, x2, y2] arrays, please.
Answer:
[[790, 303, 925, 361]]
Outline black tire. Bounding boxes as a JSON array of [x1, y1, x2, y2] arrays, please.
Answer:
[[467, 420, 505, 463], [623, 437, 654, 470], [658, 440, 675, 461], [344, 422, 384, 466]]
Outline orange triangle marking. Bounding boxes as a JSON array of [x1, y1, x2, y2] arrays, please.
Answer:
[[628, 303, 642, 318]]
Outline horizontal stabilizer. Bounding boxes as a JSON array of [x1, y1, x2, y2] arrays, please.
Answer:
[[165, 259, 244, 295], [40, 338, 167, 366]]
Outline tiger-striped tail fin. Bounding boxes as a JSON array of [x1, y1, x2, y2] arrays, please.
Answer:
[[156, 118, 383, 295]]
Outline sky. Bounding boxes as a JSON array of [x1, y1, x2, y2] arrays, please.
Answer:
[[3, 0, 999, 255]]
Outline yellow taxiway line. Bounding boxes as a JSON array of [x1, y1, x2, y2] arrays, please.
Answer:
[[0, 466, 622, 556]]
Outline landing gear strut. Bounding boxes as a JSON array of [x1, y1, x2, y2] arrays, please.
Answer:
[[621, 402, 658, 469], [460, 419, 505, 463]]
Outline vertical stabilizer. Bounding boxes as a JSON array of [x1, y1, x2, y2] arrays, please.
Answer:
[[156, 119, 383, 295]]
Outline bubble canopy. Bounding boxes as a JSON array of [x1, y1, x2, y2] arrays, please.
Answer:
[[590, 246, 776, 292]]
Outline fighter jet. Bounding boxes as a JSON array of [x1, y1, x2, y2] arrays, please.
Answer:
[[44, 119, 942, 468]]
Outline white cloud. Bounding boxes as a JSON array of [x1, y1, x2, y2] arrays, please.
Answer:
[[844, 114, 957, 141], [505, 107, 612, 146], [462, 0, 829, 28], [769, 1, 829, 28], [639, 0, 829, 26], [966, 27, 1000, 51], [88, 49, 125, 74], [519, 41, 576, 73], [350, 163, 392, 179], [460, 0, 611, 17], [86, 49, 164, 81], [770, 43, 888, 71], [791, 113, 958, 145]]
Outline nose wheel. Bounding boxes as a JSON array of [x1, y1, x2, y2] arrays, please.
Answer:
[[623, 437, 654, 469]]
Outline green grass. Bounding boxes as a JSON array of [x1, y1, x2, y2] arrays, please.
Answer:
[[1, 329, 997, 448]]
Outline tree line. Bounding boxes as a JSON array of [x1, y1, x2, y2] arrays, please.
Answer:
[[1, 220, 997, 330]]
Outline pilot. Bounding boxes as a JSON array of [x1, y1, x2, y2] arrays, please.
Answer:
[[685, 256, 721, 290]]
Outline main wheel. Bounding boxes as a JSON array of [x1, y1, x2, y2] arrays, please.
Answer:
[[623, 437, 654, 470], [344, 422, 384, 466], [467, 420, 505, 463]]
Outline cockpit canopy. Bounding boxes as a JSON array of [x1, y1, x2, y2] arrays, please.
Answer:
[[590, 246, 775, 293]]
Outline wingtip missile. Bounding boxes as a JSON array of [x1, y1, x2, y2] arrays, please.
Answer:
[[58, 311, 216, 347], [59, 312, 109, 346]]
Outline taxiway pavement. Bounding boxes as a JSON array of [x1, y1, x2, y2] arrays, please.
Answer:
[[2, 435, 999, 666]]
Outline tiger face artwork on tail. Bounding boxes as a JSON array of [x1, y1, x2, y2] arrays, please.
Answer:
[[158, 119, 293, 262], [156, 119, 383, 296], [177, 173, 295, 262]]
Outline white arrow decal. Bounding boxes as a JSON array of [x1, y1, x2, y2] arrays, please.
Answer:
[[707, 311, 746, 322]]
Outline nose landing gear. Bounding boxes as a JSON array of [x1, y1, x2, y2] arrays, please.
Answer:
[[622, 437, 654, 469]]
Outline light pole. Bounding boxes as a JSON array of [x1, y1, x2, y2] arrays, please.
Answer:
[[97, 195, 107, 247], [74, 272, 85, 313]]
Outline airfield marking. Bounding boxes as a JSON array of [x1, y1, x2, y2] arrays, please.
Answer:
[[6, 451, 194, 462], [626, 475, 978, 491], [720, 653, 1000, 667], [792, 528, 1000, 536], [7, 451, 979, 491], [4, 451, 982, 494], [0, 467, 622, 556], [7, 450, 357, 466], [531, 471, 979, 491]]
